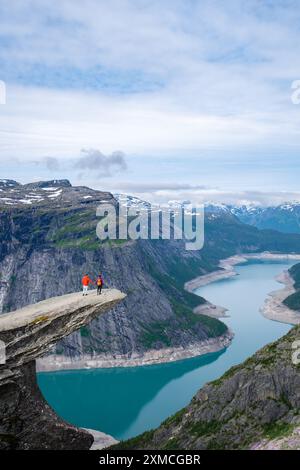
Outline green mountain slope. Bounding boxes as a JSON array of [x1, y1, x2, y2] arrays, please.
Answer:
[[284, 263, 300, 311], [113, 325, 300, 450]]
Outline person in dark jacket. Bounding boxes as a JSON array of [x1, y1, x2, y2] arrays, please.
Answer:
[[96, 273, 103, 295]]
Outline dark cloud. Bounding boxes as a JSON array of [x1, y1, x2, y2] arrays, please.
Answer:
[[28, 156, 60, 171], [19, 149, 127, 179], [44, 157, 60, 171], [75, 148, 127, 177]]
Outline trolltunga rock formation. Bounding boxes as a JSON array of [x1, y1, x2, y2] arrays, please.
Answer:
[[0, 289, 126, 450]]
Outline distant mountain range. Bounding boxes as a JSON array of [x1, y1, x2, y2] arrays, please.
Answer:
[[204, 202, 300, 234], [115, 193, 300, 235], [2, 182, 300, 236], [230, 204, 300, 234]]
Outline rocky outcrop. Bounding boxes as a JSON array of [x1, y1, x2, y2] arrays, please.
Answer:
[[0, 289, 125, 450], [86, 428, 119, 450], [251, 426, 300, 450], [113, 325, 300, 450]]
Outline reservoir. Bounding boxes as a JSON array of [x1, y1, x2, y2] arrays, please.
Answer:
[[38, 260, 294, 441]]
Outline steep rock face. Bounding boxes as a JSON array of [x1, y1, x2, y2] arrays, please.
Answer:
[[0, 360, 93, 450], [0, 238, 228, 368], [114, 325, 300, 450], [1, 181, 300, 367], [0, 289, 125, 450]]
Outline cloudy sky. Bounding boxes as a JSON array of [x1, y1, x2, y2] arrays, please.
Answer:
[[1, 0, 300, 205]]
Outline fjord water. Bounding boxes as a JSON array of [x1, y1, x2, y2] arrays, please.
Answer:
[[38, 260, 294, 440]]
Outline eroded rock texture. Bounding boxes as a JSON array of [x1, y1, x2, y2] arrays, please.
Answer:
[[0, 289, 125, 449]]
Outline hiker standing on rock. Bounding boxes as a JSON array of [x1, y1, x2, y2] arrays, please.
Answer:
[[82, 274, 92, 296], [96, 273, 103, 295]]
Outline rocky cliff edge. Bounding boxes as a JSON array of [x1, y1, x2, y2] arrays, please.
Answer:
[[0, 289, 126, 450]]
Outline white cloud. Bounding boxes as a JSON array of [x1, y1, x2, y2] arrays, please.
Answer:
[[1, 0, 300, 199], [1, 83, 300, 162], [112, 186, 300, 207]]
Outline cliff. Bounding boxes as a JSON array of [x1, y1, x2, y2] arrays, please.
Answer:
[[114, 325, 300, 450], [0, 180, 231, 368], [0, 289, 125, 450], [1, 180, 300, 369]]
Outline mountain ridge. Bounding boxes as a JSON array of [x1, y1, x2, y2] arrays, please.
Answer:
[[112, 324, 300, 450]]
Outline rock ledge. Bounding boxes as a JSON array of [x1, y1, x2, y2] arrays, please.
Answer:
[[0, 289, 125, 450]]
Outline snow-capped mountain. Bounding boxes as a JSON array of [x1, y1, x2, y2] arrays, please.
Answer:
[[114, 193, 152, 210], [229, 203, 300, 234], [115, 194, 300, 234], [201, 201, 300, 234], [0, 179, 114, 208], [0, 179, 21, 189], [2, 183, 300, 234]]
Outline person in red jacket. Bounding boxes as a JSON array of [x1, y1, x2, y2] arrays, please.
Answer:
[[82, 274, 92, 296]]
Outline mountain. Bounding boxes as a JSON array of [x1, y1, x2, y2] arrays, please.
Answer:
[[0, 179, 21, 189], [230, 203, 300, 234], [117, 196, 300, 235], [114, 193, 151, 210], [1, 180, 300, 368], [113, 324, 300, 450], [0, 179, 114, 208]]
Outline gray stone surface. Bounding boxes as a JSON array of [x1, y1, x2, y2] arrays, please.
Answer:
[[83, 428, 119, 450], [0, 289, 125, 450]]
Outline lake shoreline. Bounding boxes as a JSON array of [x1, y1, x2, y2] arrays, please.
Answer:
[[260, 270, 300, 325], [37, 330, 233, 371], [186, 251, 300, 325], [37, 251, 300, 372], [185, 252, 300, 294]]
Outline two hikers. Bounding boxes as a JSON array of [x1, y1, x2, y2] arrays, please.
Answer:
[[81, 273, 103, 296]]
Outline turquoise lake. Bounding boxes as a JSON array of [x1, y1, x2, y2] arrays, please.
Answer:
[[38, 260, 294, 441]]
